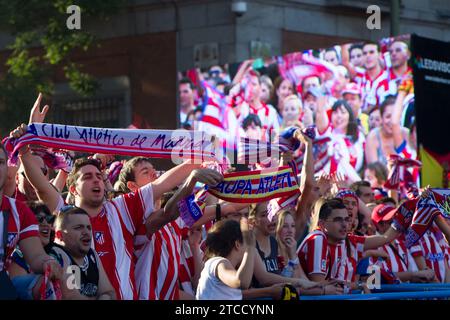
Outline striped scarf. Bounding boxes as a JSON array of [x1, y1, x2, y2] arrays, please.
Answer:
[[178, 166, 300, 227], [3, 123, 218, 165], [384, 154, 422, 190], [392, 189, 450, 248]]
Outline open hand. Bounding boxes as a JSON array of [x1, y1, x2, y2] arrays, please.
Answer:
[[29, 93, 49, 124]]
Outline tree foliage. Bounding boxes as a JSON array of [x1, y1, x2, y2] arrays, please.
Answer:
[[0, 0, 125, 135]]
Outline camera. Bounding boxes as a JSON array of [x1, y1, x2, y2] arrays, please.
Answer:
[[231, 1, 247, 17]]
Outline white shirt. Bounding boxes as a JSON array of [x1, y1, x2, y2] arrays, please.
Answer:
[[196, 257, 242, 300]]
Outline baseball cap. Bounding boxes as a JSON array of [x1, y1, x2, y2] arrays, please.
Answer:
[[342, 83, 361, 96], [371, 203, 396, 225], [304, 86, 323, 99]]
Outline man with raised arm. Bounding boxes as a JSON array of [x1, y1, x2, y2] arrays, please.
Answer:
[[11, 123, 201, 300]]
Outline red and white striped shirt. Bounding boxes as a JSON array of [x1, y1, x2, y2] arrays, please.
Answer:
[[297, 228, 329, 277], [178, 227, 197, 296], [410, 226, 448, 283], [57, 183, 155, 300], [134, 218, 182, 300], [380, 238, 418, 273], [386, 67, 413, 93], [353, 66, 366, 87], [297, 228, 365, 282], [0, 195, 39, 272], [361, 69, 391, 110], [329, 235, 365, 282], [238, 101, 280, 138]]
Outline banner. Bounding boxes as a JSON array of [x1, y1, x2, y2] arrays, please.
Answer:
[[411, 35, 450, 188], [4, 123, 218, 165], [207, 166, 300, 203]]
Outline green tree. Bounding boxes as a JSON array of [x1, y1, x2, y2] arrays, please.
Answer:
[[0, 0, 125, 136]]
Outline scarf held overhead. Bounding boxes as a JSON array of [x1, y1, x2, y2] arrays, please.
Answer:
[[4, 123, 218, 165], [207, 166, 300, 203]]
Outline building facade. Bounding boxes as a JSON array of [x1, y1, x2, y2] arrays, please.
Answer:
[[1, 0, 449, 131]]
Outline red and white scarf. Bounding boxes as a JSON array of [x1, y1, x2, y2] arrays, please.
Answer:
[[392, 189, 450, 248], [384, 154, 422, 190], [4, 123, 218, 165]]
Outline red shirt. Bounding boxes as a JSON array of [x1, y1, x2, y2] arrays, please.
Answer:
[[0, 195, 39, 272], [57, 183, 155, 300], [297, 228, 365, 282]]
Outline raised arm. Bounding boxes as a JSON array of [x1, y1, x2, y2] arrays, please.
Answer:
[[231, 59, 253, 86], [363, 226, 400, 250], [364, 130, 379, 165], [145, 168, 223, 235], [151, 161, 202, 200], [340, 44, 358, 80], [315, 95, 330, 134], [10, 124, 62, 213], [52, 170, 69, 193], [192, 202, 249, 228], [217, 218, 255, 289], [391, 83, 410, 149], [4, 165, 18, 197], [294, 130, 315, 240]]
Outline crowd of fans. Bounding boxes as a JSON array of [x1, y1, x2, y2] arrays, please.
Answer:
[[0, 35, 449, 301]]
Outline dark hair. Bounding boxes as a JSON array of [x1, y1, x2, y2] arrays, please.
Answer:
[[366, 162, 388, 184], [272, 77, 295, 109], [318, 198, 346, 221], [179, 77, 195, 90], [66, 158, 102, 191], [377, 197, 397, 206], [379, 95, 396, 116], [325, 47, 339, 59], [331, 99, 358, 142], [351, 181, 371, 197], [26, 201, 52, 217], [204, 219, 243, 260], [349, 44, 363, 56], [55, 205, 89, 231], [242, 114, 262, 131], [116, 157, 153, 193], [363, 41, 380, 53], [368, 106, 380, 115], [301, 75, 321, 91]]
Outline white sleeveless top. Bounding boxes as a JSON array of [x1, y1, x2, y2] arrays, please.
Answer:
[[195, 257, 242, 300]]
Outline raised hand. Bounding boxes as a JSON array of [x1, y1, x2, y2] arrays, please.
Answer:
[[280, 150, 294, 166], [28, 93, 49, 124], [282, 235, 297, 260], [240, 216, 256, 247], [190, 168, 223, 186], [10, 123, 28, 139]]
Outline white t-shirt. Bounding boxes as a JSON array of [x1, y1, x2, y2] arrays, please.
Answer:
[[196, 257, 242, 300]]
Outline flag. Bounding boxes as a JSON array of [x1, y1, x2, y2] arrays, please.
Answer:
[[277, 52, 338, 87], [384, 154, 421, 190], [398, 188, 450, 248], [197, 80, 239, 145]]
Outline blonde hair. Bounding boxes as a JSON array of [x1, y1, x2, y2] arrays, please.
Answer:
[[276, 209, 295, 241], [283, 95, 303, 112]]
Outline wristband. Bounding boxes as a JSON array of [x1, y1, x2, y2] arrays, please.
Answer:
[[288, 258, 300, 268], [215, 203, 221, 222]]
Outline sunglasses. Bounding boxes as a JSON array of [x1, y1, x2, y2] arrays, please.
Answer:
[[60, 204, 77, 213], [36, 214, 55, 224]]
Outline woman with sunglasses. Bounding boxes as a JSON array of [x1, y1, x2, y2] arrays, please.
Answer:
[[8, 201, 55, 299]]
